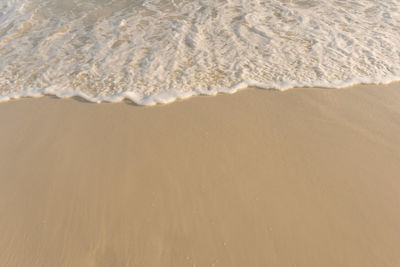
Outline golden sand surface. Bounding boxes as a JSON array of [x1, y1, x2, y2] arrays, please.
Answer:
[[1, 83, 400, 266]]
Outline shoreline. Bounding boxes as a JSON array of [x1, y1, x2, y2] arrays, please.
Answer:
[[1, 83, 400, 266], [1, 79, 400, 106]]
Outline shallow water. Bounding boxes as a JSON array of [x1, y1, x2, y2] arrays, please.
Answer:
[[1, 0, 399, 104]]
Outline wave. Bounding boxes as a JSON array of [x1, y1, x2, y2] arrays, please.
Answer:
[[1, 0, 399, 105]]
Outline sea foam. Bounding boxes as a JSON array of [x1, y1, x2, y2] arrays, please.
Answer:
[[0, 0, 399, 105]]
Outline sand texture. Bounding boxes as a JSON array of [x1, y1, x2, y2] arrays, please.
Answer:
[[1, 83, 400, 266]]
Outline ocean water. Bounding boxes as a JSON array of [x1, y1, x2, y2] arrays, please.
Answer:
[[0, 0, 399, 105]]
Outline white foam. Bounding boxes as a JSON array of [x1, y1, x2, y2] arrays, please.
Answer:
[[0, 0, 399, 105]]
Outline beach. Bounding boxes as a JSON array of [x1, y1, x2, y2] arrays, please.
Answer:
[[1, 83, 400, 266]]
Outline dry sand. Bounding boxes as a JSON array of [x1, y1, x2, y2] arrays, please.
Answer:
[[1, 83, 400, 266]]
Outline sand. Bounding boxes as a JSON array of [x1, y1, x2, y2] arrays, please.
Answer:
[[1, 83, 400, 266]]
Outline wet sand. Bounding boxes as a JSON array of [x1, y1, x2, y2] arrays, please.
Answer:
[[1, 83, 400, 266]]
